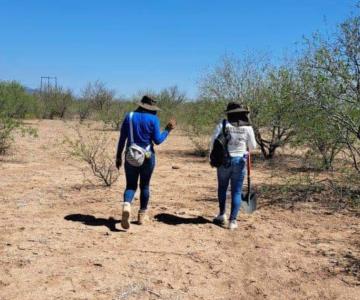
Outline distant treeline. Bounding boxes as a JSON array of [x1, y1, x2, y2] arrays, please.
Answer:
[[0, 7, 359, 174]]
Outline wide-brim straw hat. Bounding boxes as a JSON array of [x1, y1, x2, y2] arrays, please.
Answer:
[[137, 95, 161, 111], [224, 102, 250, 114]]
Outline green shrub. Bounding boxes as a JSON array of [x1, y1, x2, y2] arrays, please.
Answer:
[[299, 11, 360, 172], [249, 67, 297, 159], [82, 81, 114, 114], [99, 101, 135, 130], [0, 81, 38, 155], [37, 87, 74, 119], [73, 99, 92, 122], [0, 117, 18, 154], [64, 126, 119, 187], [181, 99, 225, 156], [0, 81, 38, 118], [0, 115, 37, 155], [293, 75, 347, 170], [156, 86, 186, 125]]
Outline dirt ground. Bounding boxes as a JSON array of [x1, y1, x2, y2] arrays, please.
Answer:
[[0, 120, 359, 300]]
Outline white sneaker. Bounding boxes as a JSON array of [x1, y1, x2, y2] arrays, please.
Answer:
[[229, 220, 238, 230], [121, 202, 131, 230], [213, 214, 228, 226]]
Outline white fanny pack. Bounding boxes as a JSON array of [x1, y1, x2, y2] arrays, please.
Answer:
[[125, 112, 151, 167]]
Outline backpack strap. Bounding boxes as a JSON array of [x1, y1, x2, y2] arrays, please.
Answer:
[[129, 112, 134, 144], [222, 119, 230, 165], [222, 119, 227, 136]]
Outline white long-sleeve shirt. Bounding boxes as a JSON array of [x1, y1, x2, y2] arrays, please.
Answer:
[[210, 121, 257, 157]]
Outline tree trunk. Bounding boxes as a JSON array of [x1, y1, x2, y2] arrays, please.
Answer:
[[267, 145, 277, 159]]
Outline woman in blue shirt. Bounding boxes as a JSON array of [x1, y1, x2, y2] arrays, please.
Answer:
[[116, 95, 176, 230]]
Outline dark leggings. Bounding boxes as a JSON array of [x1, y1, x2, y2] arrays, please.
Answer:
[[123, 154, 155, 210]]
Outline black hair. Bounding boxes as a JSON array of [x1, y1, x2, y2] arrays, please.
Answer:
[[227, 112, 251, 126], [135, 106, 157, 115]]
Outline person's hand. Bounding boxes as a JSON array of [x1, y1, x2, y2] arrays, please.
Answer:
[[116, 157, 122, 170], [165, 118, 177, 131]]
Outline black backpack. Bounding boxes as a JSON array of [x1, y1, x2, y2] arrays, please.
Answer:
[[210, 119, 230, 168]]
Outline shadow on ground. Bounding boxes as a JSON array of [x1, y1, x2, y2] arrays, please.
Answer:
[[342, 253, 360, 282], [64, 214, 123, 232], [196, 196, 218, 202], [154, 213, 211, 225], [323, 248, 360, 285], [159, 149, 208, 160], [257, 181, 360, 214], [0, 157, 26, 164]]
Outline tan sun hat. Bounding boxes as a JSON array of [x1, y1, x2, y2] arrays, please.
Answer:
[[137, 95, 161, 111]]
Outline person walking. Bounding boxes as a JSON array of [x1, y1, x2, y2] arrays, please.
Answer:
[[116, 95, 176, 230], [210, 102, 256, 230]]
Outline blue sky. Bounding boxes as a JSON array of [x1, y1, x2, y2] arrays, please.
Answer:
[[0, 0, 355, 98]]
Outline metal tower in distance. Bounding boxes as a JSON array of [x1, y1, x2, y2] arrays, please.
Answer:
[[40, 76, 57, 93]]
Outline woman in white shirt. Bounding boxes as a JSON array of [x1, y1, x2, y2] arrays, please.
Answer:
[[210, 102, 257, 230]]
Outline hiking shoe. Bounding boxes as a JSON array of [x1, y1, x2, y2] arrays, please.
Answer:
[[213, 214, 228, 226], [229, 220, 238, 230], [138, 209, 149, 225], [121, 202, 131, 230]]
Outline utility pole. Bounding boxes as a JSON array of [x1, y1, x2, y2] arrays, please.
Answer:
[[40, 76, 57, 93]]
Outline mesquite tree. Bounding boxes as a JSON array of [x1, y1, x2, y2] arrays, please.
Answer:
[[157, 86, 186, 124], [0, 81, 38, 118], [37, 86, 73, 119], [64, 126, 119, 187], [301, 11, 360, 171], [82, 81, 114, 113], [252, 67, 297, 159]]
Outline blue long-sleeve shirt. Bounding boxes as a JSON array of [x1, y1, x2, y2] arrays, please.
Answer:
[[116, 111, 169, 158]]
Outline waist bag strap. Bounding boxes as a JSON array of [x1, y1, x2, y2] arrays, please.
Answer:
[[129, 112, 151, 151]]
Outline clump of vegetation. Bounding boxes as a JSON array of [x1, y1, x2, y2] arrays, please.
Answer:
[[192, 7, 360, 174], [64, 126, 119, 187], [36, 86, 74, 119], [298, 12, 360, 172], [82, 80, 114, 115], [0, 81, 38, 118], [74, 98, 92, 123], [79, 80, 134, 130], [181, 99, 225, 156], [156, 86, 186, 125], [0, 81, 38, 155], [0, 117, 19, 154], [0, 116, 37, 155], [100, 101, 135, 130]]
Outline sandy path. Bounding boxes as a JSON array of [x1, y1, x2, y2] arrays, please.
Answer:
[[0, 120, 359, 300]]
